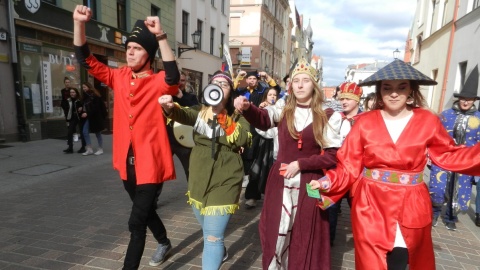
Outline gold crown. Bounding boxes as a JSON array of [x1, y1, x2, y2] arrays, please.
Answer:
[[291, 58, 318, 81]]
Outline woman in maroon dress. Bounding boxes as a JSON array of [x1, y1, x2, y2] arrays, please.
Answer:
[[234, 58, 342, 269]]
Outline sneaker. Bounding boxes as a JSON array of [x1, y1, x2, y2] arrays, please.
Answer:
[[82, 148, 94, 156], [77, 147, 86, 154], [63, 148, 73, 154], [242, 175, 249, 188], [149, 240, 172, 266], [476, 213, 480, 227], [245, 199, 256, 209], [94, 148, 104, 155], [445, 222, 457, 231], [432, 216, 438, 227], [222, 246, 228, 263]]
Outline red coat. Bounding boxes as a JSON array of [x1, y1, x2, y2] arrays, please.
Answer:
[[319, 108, 480, 270], [85, 55, 178, 184]]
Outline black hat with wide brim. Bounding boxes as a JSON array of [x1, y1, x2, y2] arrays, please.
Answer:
[[358, 59, 437, 87], [453, 65, 479, 99]]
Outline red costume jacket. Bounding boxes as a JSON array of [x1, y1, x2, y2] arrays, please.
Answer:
[[318, 108, 480, 270], [85, 55, 178, 184]]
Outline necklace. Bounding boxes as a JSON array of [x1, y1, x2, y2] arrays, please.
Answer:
[[297, 108, 311, 150]]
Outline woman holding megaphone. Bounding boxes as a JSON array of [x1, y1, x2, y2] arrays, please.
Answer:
[[158, 71, 251, 270]]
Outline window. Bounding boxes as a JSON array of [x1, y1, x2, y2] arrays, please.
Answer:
[[474, 0, 480, 9], [182, 11, 189, 44], [117, 0, 127, 31], [210, 27, 215, 55], [220, 33, 225, 58], [459, 62, 467, 91], [197, 20, 203, 50], [221, 0, 226, 14], [83, 0, 97, 20], [414, 35, 422, 64], [211, 0, 215, 7], [151, 5, 160, 17]]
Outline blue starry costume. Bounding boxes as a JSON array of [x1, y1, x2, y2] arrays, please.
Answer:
[[429, 102, 480, 222]]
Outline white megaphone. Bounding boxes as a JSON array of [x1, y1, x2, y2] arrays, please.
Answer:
[[202, 84, 224, 106]]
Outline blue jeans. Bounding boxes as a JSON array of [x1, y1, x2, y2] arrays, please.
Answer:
[[433, 204, 458, 223], [82, 119, 103, 147], [192, 206, 231, 270]]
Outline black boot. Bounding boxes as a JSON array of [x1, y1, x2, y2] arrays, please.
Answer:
[[476, 213, 480, 227], [64, 147, 73, 154], [77, 146, 86, 153]]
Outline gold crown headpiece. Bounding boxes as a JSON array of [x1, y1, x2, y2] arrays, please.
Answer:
[[291, 58, 318, 82]]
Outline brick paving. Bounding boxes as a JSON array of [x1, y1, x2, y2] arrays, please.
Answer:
[[0, 136, 479, 269]]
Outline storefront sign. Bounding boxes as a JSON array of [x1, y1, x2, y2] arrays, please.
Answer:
[[42, 61, 53, 113], [25, 0, 41, 14]]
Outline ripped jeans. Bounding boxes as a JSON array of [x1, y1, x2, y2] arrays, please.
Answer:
[[192, 206, 231, 270]]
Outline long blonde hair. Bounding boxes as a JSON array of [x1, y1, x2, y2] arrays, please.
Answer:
[[280, 79, 329, 147]]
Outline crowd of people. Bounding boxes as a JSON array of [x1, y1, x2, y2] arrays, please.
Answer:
[[70, 5, 480, 270]]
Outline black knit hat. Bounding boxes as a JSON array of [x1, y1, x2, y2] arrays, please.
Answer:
[[358, 59, 437, 87], [246, 70, 259, 79], [125, 20, 158, 61], [454, 65, 479, 99]]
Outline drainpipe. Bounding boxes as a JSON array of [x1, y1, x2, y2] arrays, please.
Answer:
[[7, 0, 28, 141], [437, 0, 459, 113]]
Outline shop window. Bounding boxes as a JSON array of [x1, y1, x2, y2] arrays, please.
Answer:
[[182, 68, 203, 98]]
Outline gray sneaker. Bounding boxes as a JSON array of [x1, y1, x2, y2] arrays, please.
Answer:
[[149, 240, 172, 266], [445, 222, 457, 231], [432, 216, 438, 227]]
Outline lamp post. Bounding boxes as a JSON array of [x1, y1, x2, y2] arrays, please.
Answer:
[[393, 48, 400, 60], [178, 30, 201, 57]]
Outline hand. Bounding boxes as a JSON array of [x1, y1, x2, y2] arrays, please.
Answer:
[[234, 96, 250, 112], [176, 89, 183, 99], [73, 5, 92, 22], [81, 113, 87, 118], [258, 71, 270, 80], [144, 16, 163, 35], [158, 95, 174, 113], [308, 180, 321, 190], [259, 101, 269, 109], [283, 161, 300, 179], [237, 70, 247, 77]]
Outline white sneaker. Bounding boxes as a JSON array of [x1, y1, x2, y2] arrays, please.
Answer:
[[94, 148, 104, 155], [82, 148, 94, 156], [242, 175, 249, 188]]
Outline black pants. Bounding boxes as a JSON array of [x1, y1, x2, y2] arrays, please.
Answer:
[[328, 192, 351, 245], [122, 149, 168, 270], [66, 117, 86, 148], [386, 247, 408, 270]]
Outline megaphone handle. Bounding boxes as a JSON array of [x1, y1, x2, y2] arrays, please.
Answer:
[[211, 114, 217, 159]]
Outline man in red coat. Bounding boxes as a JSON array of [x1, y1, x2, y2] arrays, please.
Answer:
[[73, 5, 179, 269]]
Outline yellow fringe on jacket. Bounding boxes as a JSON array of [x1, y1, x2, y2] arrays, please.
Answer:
[[186, 191, 240, 215], [226, 122, 252, 147]]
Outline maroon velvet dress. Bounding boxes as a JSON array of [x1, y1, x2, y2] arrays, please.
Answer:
[[243, 103, 341, 269]]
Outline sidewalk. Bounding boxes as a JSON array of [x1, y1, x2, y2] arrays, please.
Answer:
[[0, 137, 479, 269]]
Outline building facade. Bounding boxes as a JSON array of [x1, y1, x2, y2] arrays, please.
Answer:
[[0, 0, 176, 142], [229, 0, 291, 82], [175, 0, 229, 97]]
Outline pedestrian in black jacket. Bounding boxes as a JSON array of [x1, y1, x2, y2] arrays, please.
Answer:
[[80, 82, 107, 156], [64, 88, 86, 153]]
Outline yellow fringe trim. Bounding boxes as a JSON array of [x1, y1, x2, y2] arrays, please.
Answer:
[[186, 191, 240, 215], [226, 122, 252, 147]]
